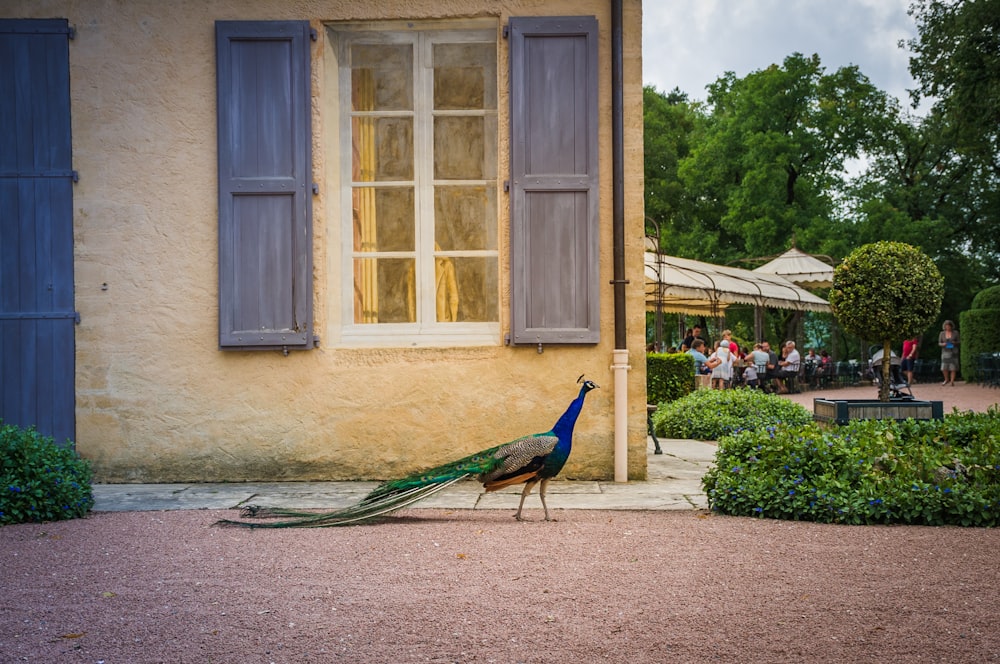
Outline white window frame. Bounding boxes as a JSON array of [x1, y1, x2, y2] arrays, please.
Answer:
[[331, 21, 501, 347]]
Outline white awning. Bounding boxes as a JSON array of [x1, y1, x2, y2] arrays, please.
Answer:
[[752, 247, 835, 289], [645, 251, 831, 315]]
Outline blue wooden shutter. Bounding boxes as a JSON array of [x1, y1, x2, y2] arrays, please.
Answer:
[[0, 19, 77, 445], [509, 16, 600, 345], [216, 21, 313, 350]]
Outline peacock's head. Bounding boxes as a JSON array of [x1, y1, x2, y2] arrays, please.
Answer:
[[577, 375, 599, 392]]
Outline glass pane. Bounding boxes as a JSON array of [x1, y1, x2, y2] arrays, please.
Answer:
[[352, 44, 412, 111], [434, 185, 497, 251], [353, 257, 414, 324], [352, 187, 414, 252], [433, 43, 496, 110], [353, 116, 413, 181], [434, 116, 496, 180], [433, 256, 497, 323]]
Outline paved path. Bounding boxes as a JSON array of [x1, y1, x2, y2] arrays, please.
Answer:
[[91, 438, 716, 513]]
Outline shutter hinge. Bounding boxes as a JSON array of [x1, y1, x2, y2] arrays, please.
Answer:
[[68, 25, 76, 40], [310, 28, 318, 41], [311, 182, 319, 195], [502, 25, 509, 39], [72, 170, 79, 183], [74, 311, 81, 324], [503, 180, 510, 192]]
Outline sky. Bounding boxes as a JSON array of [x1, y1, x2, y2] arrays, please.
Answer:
[[642, 0, 921, 108]]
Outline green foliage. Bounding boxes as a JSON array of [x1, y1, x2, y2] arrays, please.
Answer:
[[971, 285, 1000, 310], [646, 352, 695, 404], [679, 53, 891, 260], [0, 423, 93, 526], [959, 309, 1000, 381], [961, 285, 1000, 380], [703, 411, 1000, 526], [907, 0, 1000, 163], [651, 388, 812, 441], [830, 241, 944, 345]]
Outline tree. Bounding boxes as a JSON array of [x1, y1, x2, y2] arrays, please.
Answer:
[[829, 242, 944, 400], [902, 0, 1000, 281], [906, 0, 1000, 171], [678, 53, 893, 260]]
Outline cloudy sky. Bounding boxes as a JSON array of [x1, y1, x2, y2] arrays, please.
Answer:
[[642, 0, 921, 107]]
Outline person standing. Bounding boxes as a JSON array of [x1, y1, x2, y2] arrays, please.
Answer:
[[710, 339, 733, 390], [938, 321, 959, 385], [901, 336, 919, 385], [682, 325, 704, 351]]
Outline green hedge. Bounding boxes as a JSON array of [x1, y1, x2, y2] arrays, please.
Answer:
[[959, 285, 1000, 381], [651, 388, 813, 440], [646, 352, 695, 404], [703, 412, 1000, 526]]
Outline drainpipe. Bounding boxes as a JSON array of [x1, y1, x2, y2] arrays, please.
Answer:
[[610, 0, 629, 482]]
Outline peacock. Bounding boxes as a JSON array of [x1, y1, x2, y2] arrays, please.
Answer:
[[216, 376, 598, 528]]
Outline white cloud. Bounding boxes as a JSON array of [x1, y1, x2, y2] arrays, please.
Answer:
[[642, 0, 919, 104]]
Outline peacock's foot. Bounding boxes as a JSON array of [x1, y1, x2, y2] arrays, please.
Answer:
[[240, 504, 262, 518]]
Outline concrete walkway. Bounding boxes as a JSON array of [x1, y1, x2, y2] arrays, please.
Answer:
[[91, 438, 715, 513]]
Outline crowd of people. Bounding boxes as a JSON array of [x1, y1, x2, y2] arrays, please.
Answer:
[[648, 319, 962, 391], [651, 325, 834, 393]]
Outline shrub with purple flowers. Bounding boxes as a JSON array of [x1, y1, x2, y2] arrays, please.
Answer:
[[703, 408, 1000, 526], [0, 423, 93, 526]]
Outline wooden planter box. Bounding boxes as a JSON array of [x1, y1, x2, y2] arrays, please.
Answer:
[[813, 398, 944, 425]]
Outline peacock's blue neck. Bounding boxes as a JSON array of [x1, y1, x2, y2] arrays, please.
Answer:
[[551, 385, 590, 446]]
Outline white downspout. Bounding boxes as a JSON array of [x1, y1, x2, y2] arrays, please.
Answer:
[[612, 349, 630, 482]]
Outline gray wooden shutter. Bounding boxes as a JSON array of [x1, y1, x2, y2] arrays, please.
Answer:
[[509, 16, 600, 345], [216, 21, 313, 350], [0, 19, 77, 445]]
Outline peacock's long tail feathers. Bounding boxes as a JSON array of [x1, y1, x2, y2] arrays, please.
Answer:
[[215, 474, 471, 528]]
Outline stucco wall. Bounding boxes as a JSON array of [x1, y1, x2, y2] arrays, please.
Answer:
[[8, 0, 647, 482]]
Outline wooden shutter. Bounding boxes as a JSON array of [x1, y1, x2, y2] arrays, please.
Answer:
[[508, 16, 600, 345], [216, 21, 313, 350], [0, 19, 77, 445]]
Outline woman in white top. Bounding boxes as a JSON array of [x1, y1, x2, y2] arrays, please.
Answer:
[[710, 339, 733, 389]]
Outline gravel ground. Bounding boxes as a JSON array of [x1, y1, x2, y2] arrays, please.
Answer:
[[3, 381, 998, 663], [2, 509, 999, 663]]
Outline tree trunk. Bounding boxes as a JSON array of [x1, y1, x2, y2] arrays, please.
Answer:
[[879, 339, 892, 402]]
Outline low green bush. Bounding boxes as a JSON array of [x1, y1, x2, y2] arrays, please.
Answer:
[[650, 388, 813, 440], [703, 410, 1000, 526], [1, 423, 93, 526]]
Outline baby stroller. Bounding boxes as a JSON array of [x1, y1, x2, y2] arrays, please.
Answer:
[[869, 348, 914, 400]]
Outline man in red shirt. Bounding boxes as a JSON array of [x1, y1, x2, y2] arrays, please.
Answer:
[[902, 336, 919, 385]]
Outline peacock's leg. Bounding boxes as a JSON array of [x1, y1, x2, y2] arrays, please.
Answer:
[[538, 478, 555, 521], [515, 478, 540, 521]]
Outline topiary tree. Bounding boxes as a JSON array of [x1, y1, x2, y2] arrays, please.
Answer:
[[828, 242, 944, 401], [959, 285, 1000, 382]]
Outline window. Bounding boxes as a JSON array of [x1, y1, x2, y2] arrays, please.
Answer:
[[330, 22, 500, 346]]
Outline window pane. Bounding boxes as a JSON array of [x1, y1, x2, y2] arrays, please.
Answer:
[[434, 116, 495, 180], [352, 44, 412, 111], [436, 256, 497, 323], [433, 43, 496, 110], [434, 185, 497, 251], [352, 187, 414, 252], [354, 257, 414, 324], [353, 116, 413, 181]]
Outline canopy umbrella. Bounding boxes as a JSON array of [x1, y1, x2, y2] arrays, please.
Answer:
[[751, 247, 835, 289]]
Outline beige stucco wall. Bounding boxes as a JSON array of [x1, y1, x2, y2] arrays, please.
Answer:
[[8, 0, 647, 483]]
